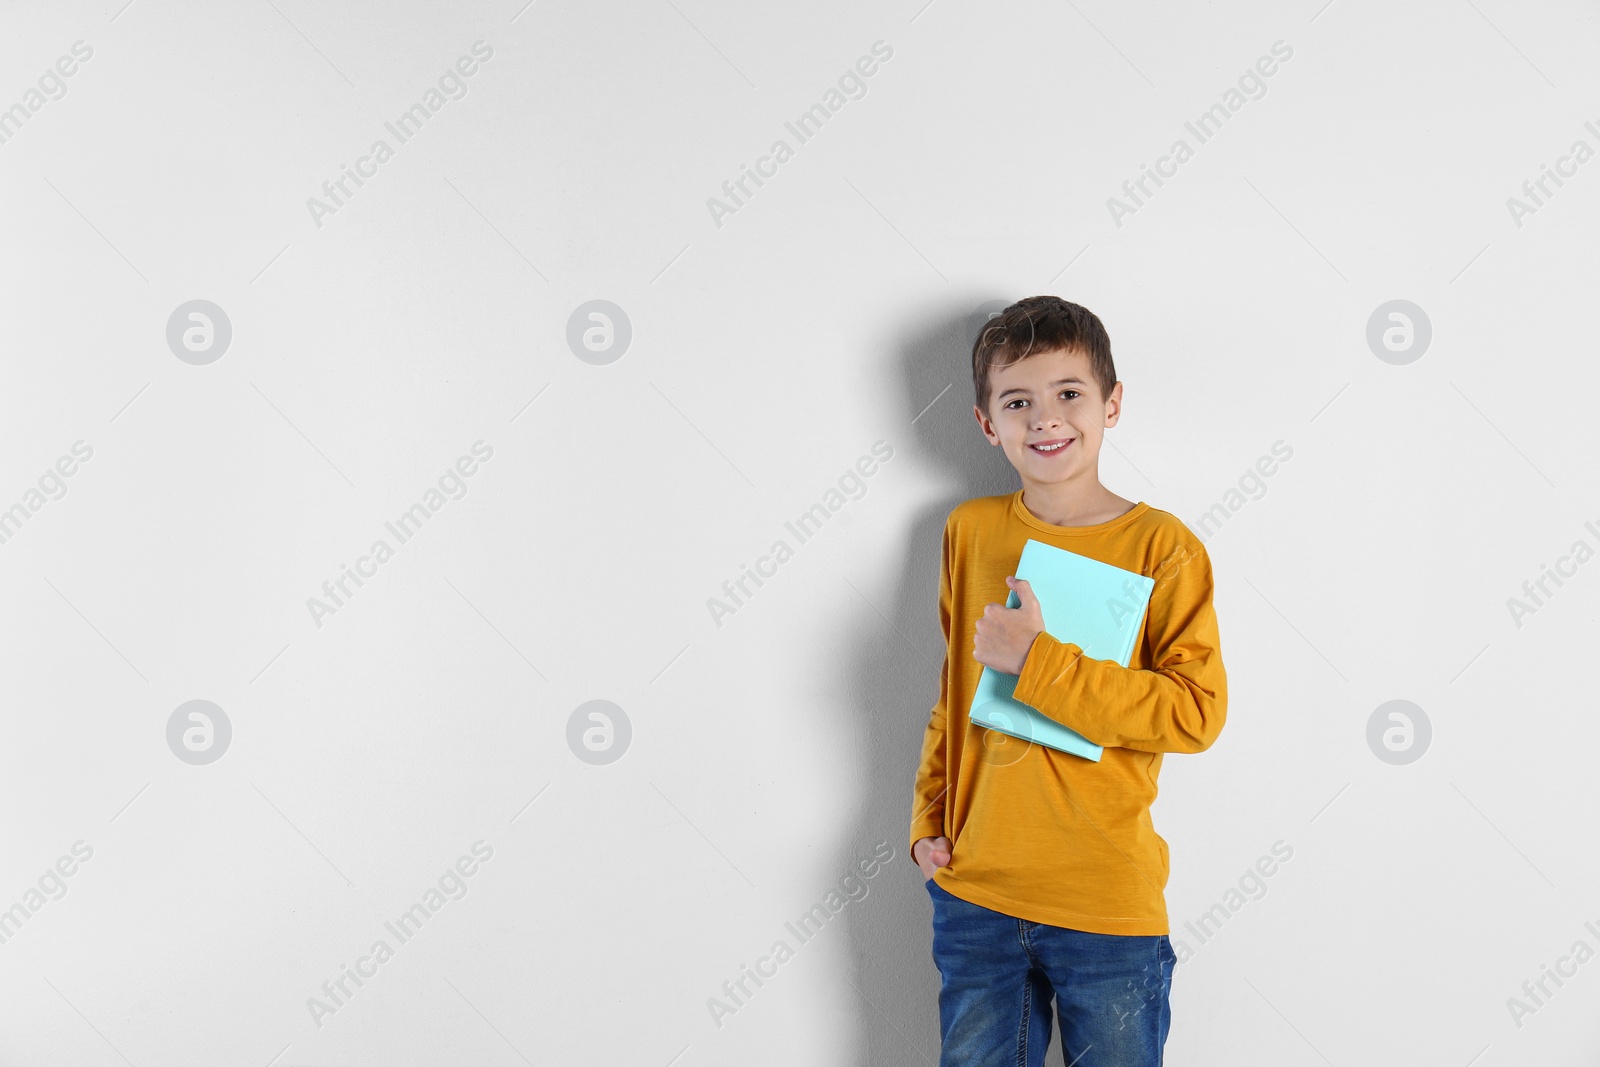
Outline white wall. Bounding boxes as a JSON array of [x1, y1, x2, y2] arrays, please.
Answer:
[[1, 0, 1596, 1063]]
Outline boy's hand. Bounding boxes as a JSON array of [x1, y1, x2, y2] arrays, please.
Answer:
[[913, 836, 952, 880], [973, 576, 1044, 675]]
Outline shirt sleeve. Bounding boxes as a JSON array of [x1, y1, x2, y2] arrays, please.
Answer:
[[1011, 532, 1227, 754], [908, 515, 955, 861]]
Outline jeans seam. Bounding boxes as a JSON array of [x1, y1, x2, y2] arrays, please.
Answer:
[[1016, 968, 1032, 1067], [1156, 936, 1171, 1066], [1016, 918, 1036, 1067]]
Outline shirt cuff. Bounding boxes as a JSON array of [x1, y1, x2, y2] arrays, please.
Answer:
[[1012, 631, 1090, 730]]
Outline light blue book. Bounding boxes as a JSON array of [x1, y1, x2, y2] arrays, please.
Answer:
[[968, 538, 1155, 762]]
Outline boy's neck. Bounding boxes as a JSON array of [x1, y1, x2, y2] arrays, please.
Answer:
[[1019, 477, 1136, 528]]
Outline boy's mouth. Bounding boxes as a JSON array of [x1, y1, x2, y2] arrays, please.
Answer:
[[1028, 438, 1074, 456]]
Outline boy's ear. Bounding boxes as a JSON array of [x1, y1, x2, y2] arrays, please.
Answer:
[[1102, 381, 1124, 427], [972, 403, 1000, 444]]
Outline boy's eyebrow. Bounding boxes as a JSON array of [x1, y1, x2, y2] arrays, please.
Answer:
[[996, 377, 1085, 400]]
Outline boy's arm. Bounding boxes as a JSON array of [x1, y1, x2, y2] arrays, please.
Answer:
[[1012, 535, 1226, 754], [908, 516, 956, 861]]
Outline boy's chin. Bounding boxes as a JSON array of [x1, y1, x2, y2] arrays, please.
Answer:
[[1010, 451, 1079, 475], [1013, 471, 1076, 490]]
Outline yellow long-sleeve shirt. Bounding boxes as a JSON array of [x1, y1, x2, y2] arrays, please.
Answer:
[[909, 489, 1227, 935]]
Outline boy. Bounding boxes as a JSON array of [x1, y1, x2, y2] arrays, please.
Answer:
[[909, 296, 1227, 1066]]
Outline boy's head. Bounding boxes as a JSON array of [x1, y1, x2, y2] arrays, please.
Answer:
[[971, 296, 1123, 488]]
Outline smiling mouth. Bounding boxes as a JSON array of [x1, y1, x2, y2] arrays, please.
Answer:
[[1028, 438, 1073, 454]]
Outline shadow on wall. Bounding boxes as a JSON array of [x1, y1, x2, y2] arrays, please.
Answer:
[[835, 296, 1020, 1066]]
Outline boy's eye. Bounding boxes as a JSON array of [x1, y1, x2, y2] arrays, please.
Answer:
[[1004, 390, 1078, 409]]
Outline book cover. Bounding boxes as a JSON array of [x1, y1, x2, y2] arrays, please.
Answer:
[[968, 538, 1155, 761]]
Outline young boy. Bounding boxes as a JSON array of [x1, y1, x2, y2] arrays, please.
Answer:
[[909, 295, 1227, 1066]]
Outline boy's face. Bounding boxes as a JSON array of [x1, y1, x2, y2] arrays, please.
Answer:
[[973, 346, 1122, 489]]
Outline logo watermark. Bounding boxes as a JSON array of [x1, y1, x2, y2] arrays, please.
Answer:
[[167, 700, 232, 765], [166, 300, 233, 365], [567, 699, 632, 764], [1366, 300, 1431, 365], [567, 300, 632, 365], [1366, 699, 1430, 765]]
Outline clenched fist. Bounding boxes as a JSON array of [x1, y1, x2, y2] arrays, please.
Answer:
[[972, 575, 1045, 675]]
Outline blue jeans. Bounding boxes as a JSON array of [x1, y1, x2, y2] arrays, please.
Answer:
[[926, 877, 1174, 1066]]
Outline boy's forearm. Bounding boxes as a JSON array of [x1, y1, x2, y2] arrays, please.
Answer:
[[1013, 631, 1226, 754]]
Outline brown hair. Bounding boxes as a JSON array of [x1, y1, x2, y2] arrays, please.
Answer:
[[972, 296, 1117, 417]]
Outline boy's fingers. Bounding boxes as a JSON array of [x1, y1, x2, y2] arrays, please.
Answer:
[[916, 838, 950, 875]]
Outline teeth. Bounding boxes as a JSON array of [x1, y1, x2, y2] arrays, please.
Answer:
[[1032, 441, 1068, 451]]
